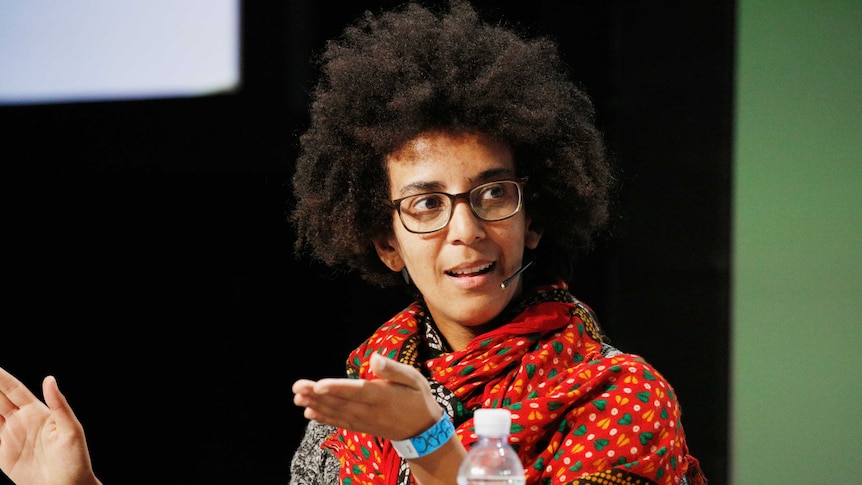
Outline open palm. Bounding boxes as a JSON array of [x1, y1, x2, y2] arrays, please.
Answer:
[[0, 367, 101, 485]]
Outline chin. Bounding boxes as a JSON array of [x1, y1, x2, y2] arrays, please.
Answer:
[[457, 299, 509, 327]]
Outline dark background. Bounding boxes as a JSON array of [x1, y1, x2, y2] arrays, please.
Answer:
[[2, 1, 732, 484]]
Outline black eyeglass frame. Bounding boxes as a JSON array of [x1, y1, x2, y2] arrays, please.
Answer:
[[383, 177, 528, 234]]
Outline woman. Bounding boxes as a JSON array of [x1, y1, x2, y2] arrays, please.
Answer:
[[0, 1, 706, 485], [288, 2, 705, 485]]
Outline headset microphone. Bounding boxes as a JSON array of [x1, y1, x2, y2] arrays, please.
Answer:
[[500, 260, 535, 289]]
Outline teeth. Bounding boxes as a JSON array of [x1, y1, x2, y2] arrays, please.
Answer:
[[450, 263, 493, 275]]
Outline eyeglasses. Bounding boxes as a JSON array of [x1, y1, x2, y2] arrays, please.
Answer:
[[384, 178, 527, 234]]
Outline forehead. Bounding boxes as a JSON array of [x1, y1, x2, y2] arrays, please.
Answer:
[[385, 131, 515, 193]]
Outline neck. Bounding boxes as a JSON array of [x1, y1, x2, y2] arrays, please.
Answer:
[[425, 290, 526, 352]]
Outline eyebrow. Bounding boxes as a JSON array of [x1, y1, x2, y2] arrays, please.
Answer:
[[396, 167, 515, 197]]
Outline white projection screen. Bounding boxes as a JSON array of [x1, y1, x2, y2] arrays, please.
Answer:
[[0, 0, 240, 105]]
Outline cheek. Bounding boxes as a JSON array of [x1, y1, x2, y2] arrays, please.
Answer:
[[496, 217, 530, 249], [396, 235, 442, 274], [399, 237, 431, 263]]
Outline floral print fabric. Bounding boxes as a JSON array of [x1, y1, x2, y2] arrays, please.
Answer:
[[322, 283, 705, 485]]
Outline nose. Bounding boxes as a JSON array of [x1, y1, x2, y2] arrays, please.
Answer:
[[446, 198, 485, 243]]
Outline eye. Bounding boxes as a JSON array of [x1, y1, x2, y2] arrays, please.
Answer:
[[403, 193, 448, 215], [474, 182, 509, 203]]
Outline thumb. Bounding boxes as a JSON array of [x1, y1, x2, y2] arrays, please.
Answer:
[[42, 376, 80, 425], [369, 353, 426, 390]]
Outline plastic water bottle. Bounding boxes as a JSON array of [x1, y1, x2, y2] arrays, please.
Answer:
[[456, 408, 526, 485]]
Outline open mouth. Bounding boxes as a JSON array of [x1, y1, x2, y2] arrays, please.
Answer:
[[446, 262, 495, 277]]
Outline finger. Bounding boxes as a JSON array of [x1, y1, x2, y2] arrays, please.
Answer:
[[369, 353, 427, 390], [291, 379, 317, 395], [309, 378, 382, 405], [42, 376, 73, 414], [0, 366, 34, 414], [294, 378, 371, 420], [293, 379, 354, 406], [299, 385, 370, 416], [0, 375, 13, 416], [293, 383, 340, 409]]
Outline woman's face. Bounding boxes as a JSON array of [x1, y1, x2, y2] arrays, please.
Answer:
[[374, 131, 542, 350]]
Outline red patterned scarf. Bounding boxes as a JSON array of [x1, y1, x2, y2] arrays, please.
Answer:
[[323, 283, 706, 485]]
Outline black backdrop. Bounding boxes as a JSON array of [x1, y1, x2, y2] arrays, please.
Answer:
[[2, 2, 732, 484]]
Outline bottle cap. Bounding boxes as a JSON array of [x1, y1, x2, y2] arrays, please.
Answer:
[[473, 408, 512, 437]]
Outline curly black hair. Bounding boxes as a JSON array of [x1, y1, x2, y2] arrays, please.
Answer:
[[291, 0, 615, 288]]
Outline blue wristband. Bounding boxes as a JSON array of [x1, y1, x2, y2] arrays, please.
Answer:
[[391, 411, 455, 459]]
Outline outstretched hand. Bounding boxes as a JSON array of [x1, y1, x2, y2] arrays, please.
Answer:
[[292, 353, 443, 440], [0, 367, 101, 485]]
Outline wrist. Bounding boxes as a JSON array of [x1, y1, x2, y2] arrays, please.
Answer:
[[391, 410, 455, 459]]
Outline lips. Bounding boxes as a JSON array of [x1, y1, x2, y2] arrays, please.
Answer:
[[446, 262, 495, 277]]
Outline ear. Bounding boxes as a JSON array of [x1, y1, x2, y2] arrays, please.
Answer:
[[373, 237, 405, 272], [524, 217, 543, 250]]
